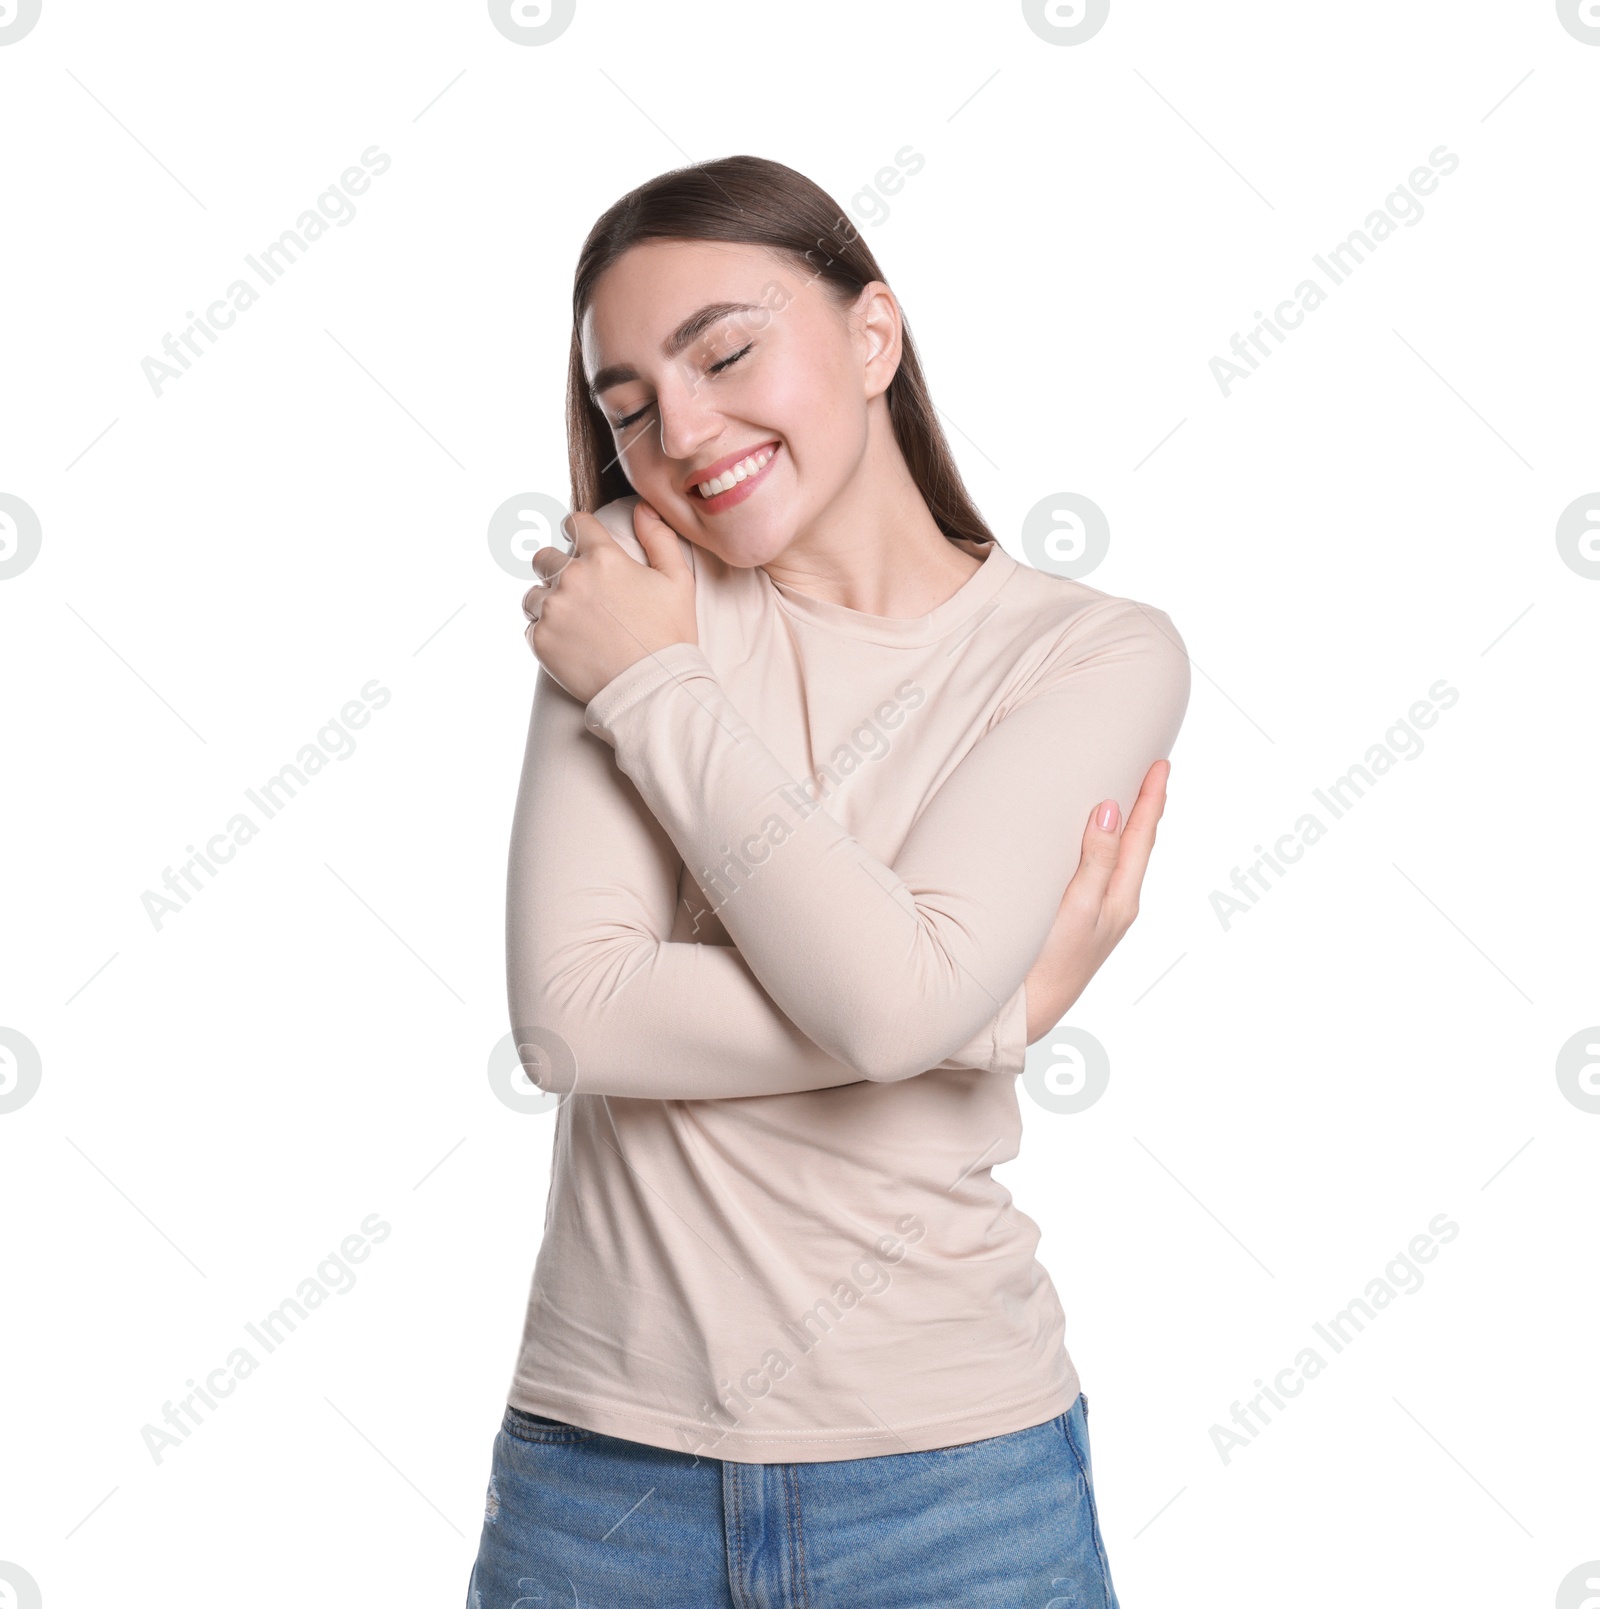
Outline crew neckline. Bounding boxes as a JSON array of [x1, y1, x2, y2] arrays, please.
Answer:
[[760, 540, 1017, 647]]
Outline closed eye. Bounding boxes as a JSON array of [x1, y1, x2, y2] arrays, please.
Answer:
[[708, 342, 753, 375], [611, 343, 754, 431]]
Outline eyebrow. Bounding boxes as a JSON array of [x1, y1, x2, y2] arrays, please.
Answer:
[[586, 300, 765, 400]]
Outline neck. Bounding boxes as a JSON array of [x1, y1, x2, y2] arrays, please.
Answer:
[[758, 403, 983, 618]]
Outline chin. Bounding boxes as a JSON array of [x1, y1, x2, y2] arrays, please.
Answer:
[[669, 505, 793, 570], [698, 532, 791, 571]]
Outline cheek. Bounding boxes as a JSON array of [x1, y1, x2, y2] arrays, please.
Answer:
[[760, 354, 864, 461], [616, 431, 669, 492]]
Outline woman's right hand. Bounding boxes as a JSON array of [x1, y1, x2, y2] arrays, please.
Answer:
[[1021, 759, 1173, 1043]]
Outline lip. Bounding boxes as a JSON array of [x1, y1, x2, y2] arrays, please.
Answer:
[[682, 440, 782, 511]]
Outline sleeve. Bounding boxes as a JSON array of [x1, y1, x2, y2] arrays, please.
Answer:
[[579, 598, 1191, 1087], [577, 595, 1191, 1086], [504, 659, 1019, 1103]]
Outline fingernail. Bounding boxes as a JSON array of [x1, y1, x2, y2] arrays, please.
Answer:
[[1097, 801, 1118, 831]]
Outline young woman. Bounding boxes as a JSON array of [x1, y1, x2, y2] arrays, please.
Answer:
[[467, 155, 1190, 1608]]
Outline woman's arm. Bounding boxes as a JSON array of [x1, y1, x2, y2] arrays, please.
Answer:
[[575, 595, 1191, 1086], [505, 662, 1021, 1101]]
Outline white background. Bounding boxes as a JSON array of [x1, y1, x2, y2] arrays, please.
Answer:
[[2, 1, 1596, 1605]]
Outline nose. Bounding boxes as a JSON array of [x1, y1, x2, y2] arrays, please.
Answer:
[[652, 363, 725, 468]]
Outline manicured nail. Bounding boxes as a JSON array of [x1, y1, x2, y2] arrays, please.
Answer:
[[1097, 801, 1118, 831]]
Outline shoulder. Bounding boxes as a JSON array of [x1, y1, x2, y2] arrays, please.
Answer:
[[993, 555, 1191, 714], [589, 494, 646, 559], [999, 553, 1186, 663], [590, 494, 700, 573]]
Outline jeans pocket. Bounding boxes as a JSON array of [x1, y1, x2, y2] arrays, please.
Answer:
[[501, 1404, 601, 1444]]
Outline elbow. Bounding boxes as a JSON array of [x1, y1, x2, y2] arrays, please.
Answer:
[[509, 942, 665, 1096], [826, 1027, 938, 1086], [509, 930, 680, 1096], [831, 1002, 1005, 1085], [857, 1058, 928, 1085], [507, 970, 592, 1095], [507, 1010, 583, 1095]]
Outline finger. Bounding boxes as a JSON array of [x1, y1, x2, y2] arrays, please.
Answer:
[[632, 500, 690, 576], [565, 509, 617, 560], [1102, 761, 1171, 910], [530, 543, 570, 585], [1110, 762, 1169, 853], [1062, 796, 1124, 910], [1120, 759, 1171, 847]]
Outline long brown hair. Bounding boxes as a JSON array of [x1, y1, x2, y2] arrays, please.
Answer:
[[565, 154, 994, 549]]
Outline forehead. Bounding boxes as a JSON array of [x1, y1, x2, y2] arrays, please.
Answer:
[[580, 238, 799, 370]]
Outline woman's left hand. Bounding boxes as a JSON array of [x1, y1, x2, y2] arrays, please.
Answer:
[[522, 500, 699, 704]]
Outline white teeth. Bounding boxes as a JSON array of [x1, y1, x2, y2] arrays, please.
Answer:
[[697, 448, 774, 498]]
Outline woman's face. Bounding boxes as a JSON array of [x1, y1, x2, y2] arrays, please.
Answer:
[[580, 238, 892, 568]]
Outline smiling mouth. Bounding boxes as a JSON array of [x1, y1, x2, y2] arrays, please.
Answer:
[[689, 443, 781, 510]]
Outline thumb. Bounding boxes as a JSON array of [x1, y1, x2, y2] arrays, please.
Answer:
[[632, 501, 690, 576]]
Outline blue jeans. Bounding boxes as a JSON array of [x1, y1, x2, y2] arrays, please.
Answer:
[[466, 1392, 1119, 1608]]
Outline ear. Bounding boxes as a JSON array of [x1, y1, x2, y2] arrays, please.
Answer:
[[853, 281, 902, 402]]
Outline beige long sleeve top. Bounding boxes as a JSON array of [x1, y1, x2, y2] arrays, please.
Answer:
[[504, 494, 1191, 1463]]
